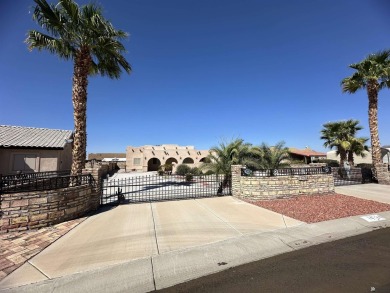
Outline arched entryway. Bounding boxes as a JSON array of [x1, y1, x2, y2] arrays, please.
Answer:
[[147, 158, 161, 171], [183, 157, 194, 164], [165, 157, 178, 172]]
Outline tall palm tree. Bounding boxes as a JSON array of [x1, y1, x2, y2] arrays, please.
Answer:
[[341, 51, 390, 171], [321, 119, 364, 166], [26, 0, 131, 176], [253, 141, 290, 169]]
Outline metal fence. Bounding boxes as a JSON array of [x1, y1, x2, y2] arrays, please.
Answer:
[[0, 170, 71, 181], [101, 174, 231, 205], [241, 166, 332, 177], [0, 174, 93, 194]]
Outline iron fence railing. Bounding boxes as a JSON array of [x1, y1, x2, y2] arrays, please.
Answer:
[[0, 170, 71, 181], [101, 174, 231, 205], [0, 174, 93, 194], [241, 166, 332, 177]]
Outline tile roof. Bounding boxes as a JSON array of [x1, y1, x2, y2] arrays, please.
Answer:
[[289, 148, 326, 157], [0, 125, 73, 149]]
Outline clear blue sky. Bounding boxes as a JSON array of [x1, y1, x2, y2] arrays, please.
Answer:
[[1, 0, 390, 155]]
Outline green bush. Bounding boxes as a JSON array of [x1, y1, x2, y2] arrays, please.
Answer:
[[185, 173, 193, 182], [356, 163, 372, 169], [190, 167, 202, 175], [204, 170, 215, 175], [319, 159, 339, 167], [176, 164, 191, 176], [158, 170, 164, 176]]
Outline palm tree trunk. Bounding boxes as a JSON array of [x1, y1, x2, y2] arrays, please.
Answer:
[[367, 81, 382, 170], [339, 149, 347, 167], [347, 151, 354, 166], [71, 47, 91, 176]]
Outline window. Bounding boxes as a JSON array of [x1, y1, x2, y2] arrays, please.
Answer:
[[133, 158, 141, 165]]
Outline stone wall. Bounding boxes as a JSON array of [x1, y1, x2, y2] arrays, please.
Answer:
[[376, 163, 390, 185], [0, 184, 98, 233], [231, 165, 334, 201], [0, 164, 109, 233]]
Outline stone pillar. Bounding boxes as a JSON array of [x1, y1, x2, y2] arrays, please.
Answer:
[[231, 165, 242, 197], [376, 163, 390, 185], [82, 163, 109, 210]]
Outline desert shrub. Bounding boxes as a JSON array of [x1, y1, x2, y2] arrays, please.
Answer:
[[176, 164, 191, 176], [204, 170, 215, 175], [190, 167, 202, 175], [319, 159, 339, 167], [185, 173, 193, 182]]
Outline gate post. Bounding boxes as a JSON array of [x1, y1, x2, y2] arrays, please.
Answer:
[[231, 165, 242, 197], [376, 163, 390, 185]]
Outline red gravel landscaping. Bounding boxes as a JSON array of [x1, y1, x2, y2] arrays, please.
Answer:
[[248, 193, 390, 223]]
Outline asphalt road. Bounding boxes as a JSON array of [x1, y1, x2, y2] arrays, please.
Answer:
[[158, 227, 390, 293]]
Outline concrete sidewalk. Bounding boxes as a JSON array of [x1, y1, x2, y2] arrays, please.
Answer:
[[2, 185, 389, 293], [0, 196, 302, 290]]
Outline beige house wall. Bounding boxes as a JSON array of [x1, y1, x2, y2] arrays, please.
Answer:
[[327, 149, 390, 165], [126, 144, 209, 172], [0, 146, 72, 175]]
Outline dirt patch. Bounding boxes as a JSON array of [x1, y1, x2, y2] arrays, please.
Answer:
[[248, 193, 390, 223]]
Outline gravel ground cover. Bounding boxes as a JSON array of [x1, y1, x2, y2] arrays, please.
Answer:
[[248, 193, 390, 223]]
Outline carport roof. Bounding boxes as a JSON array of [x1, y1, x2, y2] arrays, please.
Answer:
[[0, 125, 73, 149]]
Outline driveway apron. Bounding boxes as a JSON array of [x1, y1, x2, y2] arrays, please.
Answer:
[[0, 196, 304, 289]]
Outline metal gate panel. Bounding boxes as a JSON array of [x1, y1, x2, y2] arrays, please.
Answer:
[[101, 174, 231, 205]]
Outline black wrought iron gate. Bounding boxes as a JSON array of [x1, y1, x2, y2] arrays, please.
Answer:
[[101, 173, 231, 205]]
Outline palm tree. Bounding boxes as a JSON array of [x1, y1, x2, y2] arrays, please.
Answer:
[[347, 137, 369, 166], [26, 0, 131, 176], [320, 119, 364, 166], [253, 141, 290, 169], [202, 139, 258, 186], [341, 51, 390, 172]]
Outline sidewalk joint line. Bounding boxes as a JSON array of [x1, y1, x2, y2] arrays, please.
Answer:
[[282, 215, 287, 228], [194, 198, 243, 235], [150, 257, 157, 291], [27, 261, 51, 280], [150, 202, 160, 255]]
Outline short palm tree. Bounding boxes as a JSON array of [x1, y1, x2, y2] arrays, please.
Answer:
[[26, 0, 131, 176], [202, 139, 258, 186], [347, 137, 369, 166], [341, 51, 390, 170], [253, 141, 290, 169], [321, 119, 364, 166]]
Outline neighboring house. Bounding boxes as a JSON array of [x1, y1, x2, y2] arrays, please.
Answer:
[[126, 144, 209, 172], [88, 153, 126, 161], [288, 147, 327, 164], [327, 146, 390, 165], [0, 125, 73, 175]]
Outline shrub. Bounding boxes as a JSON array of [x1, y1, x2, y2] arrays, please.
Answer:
[[204, 170, 215, 175], [319, 159, 339, 167], [185, 173, 193, 182], [190, 167, 202, 175], [176, 164, 191, 175], [158, 170, 164, 176]]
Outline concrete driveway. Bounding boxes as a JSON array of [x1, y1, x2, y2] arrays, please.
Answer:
[[0, 196, 303, 289], [336, 183, 390, 204]]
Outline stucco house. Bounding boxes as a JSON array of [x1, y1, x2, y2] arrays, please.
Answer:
[[326, 146, 390, 165], [126, 144, 209, 172], [288, 147, 327, 164], [0, 125, 73, 175]]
